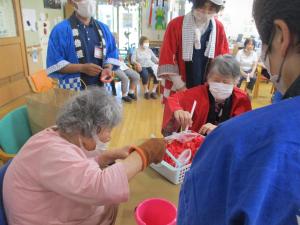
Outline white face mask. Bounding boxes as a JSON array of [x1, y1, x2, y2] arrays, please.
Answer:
[[209, 82, 234, 102], [143, 43, 149, 48], [92, 134, 109, 152], [78, 134, 108, 155], [193, 10, 214, 25], [73, 0, 95, 18]]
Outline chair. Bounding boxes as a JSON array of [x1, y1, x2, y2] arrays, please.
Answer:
[[0, 159, 12, 225], [241, 64, 267, 98], [0, 106, 32, 163], [27, 70, 55, 93], [252, 64, 263, 98], [252, 64, 273, 98]]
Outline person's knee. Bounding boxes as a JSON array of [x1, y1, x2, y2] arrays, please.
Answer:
[[140, 69, 149, 84], [118, 72, 129, 83], [122, 75, 129, 83], [141, 77, 148, 85], [127, 70, 140, 81], [133, 71, 141, 81]]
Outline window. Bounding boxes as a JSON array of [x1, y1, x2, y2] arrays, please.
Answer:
[[0, 0, 17, 38], [96, 3, 140, 52], [118, 5, 140, 51]]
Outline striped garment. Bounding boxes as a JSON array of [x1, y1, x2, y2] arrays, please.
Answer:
[[182, 12, 217, 61], [158, 14, 229, 103]]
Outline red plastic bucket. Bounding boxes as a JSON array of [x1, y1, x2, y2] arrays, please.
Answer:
[[135, 198, 177, 225]]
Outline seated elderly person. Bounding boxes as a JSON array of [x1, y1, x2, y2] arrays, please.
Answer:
[[236, 38, 259, 95], [162, 54, 252, 136], [3, 88, 165, 225], [131, 36, 159, 99]]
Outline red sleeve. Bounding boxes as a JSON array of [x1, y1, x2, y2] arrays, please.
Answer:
[[159, 17, 182, 67], [231, 88, 252, 117], [162, 91, 186, 131], [215, 19, 229, 56], [162, 86, 209, 135]]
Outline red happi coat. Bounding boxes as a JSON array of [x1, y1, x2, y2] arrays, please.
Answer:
[[158, 16, 229, 102], [162, 84, 252, 134]]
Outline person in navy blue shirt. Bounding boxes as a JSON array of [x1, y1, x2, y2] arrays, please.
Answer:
[[178, 0, 300, 224]]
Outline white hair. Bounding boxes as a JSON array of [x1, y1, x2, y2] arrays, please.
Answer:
[[208, 54, 241, 80], [56, 87, 122, 137]]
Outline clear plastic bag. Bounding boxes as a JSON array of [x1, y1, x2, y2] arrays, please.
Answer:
[[163, 130, 205, 167], [164, 130, 203, 143]]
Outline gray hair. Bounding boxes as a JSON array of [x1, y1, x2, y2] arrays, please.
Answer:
[[56, 87, 122, 138], [208, 54, 241, 80]]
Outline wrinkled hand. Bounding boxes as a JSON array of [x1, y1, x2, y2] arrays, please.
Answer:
[[81, 63, 102, 76], [199, 123, 217, 135], [135, 64, 142, 72], [110, 146, 130, 160], [174, 110, 193, 130], [138, 138, 166, 164], [100, 68, 113, 83]]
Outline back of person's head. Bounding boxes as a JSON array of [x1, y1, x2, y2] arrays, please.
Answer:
[[253, 0, 300, 95], [139, 36, 149, 46], [188, 0, 224, 12], [209, 54, 240, 80], [253, 0, 300, 46], [56, 87, 122, 138]]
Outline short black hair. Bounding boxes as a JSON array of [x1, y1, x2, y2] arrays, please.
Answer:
[[188, 0, 222, 12], [253, 0, 300, 45], [244, 38, 256, 50]]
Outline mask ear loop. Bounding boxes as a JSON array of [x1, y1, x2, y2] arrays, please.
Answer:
[[92, 131, 100, 144], [263, 27, 276, 61], [265, 26, 288, 83]]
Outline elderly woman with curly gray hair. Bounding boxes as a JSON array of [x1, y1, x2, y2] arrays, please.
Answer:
[[3, 88, 165, 225]]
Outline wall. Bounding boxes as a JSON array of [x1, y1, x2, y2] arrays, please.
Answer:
[[20, 0, 64, 74], [140, 0, 186, 43], [141, 4, 165, 42]]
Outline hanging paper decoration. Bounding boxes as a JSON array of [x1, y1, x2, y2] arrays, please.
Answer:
[[146, 0, 168, 30], [106, 0, 145, 6], [155, 7, 166, 30], [148, 0, 154, 27]]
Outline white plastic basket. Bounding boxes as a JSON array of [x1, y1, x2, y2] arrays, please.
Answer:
[[150, 160, 191, 185]]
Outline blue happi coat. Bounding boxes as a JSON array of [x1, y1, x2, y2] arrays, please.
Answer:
[[46, 18, 119, 88], [178, 96, 300, 225]]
